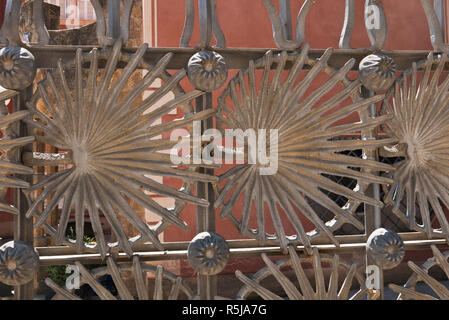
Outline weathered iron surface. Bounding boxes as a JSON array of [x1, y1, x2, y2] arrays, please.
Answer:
[[44, 255, 195, 300], [188, 232, 230, 276], [0, 46, 36, 90], [24, 41, 217, 258], [180, 0, 225, 48], [390, 245, 449, 300], [367, 228, 405, 270], [187, 50, 228, 92], [235, 247, 367, 300], [215, 45, 395, 252], [0, 88, 34, 214], [359, 53, 396, 92], [261, 0, 314, 51], [382, 53, 449, 242], [0, 240, 39, 286]]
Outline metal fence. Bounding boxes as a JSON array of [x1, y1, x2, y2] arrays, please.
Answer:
[[0, 0, 448, 301]]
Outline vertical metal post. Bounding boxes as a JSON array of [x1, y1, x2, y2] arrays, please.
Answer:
[[108, 0, 121, 40], [198, 0, 213, 49], [280, 0, 293, 40], [361, 88, 381, 231], [14, 87, 34, 300], [195, 0, 216, 298], [195, 93, 217, 300], [369, 97, 381, 231], [434, 0, 445, 40], [361, 86, 383, 300]]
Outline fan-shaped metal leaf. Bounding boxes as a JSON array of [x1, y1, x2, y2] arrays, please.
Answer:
[[44, 256, 196, 300], [215, 45, 395, 251], [389, 245, 449, 300], [0, 88, 34, 214], [25, 41, 217, 258], [381, 53, 449, 241], [235, 246, 367, 300]]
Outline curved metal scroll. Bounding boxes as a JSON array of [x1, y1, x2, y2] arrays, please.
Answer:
[[389, 245, 449, 300], [90, 0, 136, 47], [261, 0, 314, 51], [340, 0, 387, 51], [32, 0, 50, 45], [421, 0, 449, 52], [198, 0, 212, 49], [120, 0, 135, 44], [44, 256, 196, 300], [0, 0, 23, 46], [180, 0, 226, 48], [235, 247, 368, 300]]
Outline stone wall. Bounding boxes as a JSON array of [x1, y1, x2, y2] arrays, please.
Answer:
[[19, 0, 143, 46], [19, 0, 60, 43]]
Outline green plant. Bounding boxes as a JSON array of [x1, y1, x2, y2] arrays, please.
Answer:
[[46, 227, 98, 286], [45, 265, 68, 287], [66, 226, 96, 244]]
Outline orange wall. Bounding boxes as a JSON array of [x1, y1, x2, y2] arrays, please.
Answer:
[[157, 0, 433, 50], [157, 0, 435, 243], [0, 1, 5, 28]]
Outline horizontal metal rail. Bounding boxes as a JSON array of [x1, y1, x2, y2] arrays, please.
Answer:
[[35, 232, 445, 255], [18, 45, 437, 70], [38, 238, 448, 266], [36, 233, 447, 266]]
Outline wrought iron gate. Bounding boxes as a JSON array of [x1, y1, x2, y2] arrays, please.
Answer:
[[0, 0, 448, 301]]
